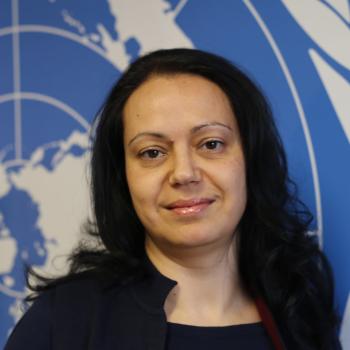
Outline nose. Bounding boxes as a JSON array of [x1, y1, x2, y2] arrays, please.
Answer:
[[168, 148, 201, 186]]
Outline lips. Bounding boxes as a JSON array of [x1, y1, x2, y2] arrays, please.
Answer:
[[165, 198, 215, 216]]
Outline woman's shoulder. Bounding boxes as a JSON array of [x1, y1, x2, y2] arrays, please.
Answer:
[[36, 272, 128, 310], [4, 275, 124, 350]]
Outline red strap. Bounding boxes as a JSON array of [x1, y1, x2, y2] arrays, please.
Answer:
[[255, 298, 286, 350]]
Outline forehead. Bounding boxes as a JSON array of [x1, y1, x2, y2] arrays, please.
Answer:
[[123, 74, 236, 137]]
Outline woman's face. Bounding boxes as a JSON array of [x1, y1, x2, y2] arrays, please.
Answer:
[[123, 74, 246, 251]]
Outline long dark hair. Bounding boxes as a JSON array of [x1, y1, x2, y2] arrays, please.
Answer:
[[30, 48, 340, 349]]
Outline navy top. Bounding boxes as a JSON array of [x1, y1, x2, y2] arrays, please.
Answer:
[[166, 321, 274, 349], [4, 257, 287, 350]]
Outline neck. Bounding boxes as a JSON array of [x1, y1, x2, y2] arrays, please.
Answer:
[[145, 235, 260, 326]]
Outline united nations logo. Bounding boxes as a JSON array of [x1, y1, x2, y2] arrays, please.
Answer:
[[0, 1, 348, 348]]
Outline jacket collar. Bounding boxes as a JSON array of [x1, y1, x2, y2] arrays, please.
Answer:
[[129, 255, 177, 313], [129, 255, 286, 350]]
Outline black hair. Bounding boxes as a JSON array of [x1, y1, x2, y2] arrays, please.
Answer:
[[29, 48, 340, 349]]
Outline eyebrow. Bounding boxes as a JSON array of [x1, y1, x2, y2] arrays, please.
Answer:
[[127, 122, 233, 146]]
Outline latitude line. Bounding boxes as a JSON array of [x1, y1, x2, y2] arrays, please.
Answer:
[[0, 92, 91, 131], [0, 25, 120, 69], [11, 0, 22, 160]]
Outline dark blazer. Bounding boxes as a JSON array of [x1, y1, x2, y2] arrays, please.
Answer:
[[5, 259, 286, 350]]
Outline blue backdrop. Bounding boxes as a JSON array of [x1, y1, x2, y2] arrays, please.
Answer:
[[1, 0, 349, 348]]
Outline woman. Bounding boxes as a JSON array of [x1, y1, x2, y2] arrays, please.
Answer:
[[5, 48, 341, 349]]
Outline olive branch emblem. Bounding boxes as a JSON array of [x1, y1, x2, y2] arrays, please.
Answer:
[[282, 0, 350, 347], [282, 0, 350, 144]]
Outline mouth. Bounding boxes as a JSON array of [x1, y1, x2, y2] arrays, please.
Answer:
[[165, 198, 215, 216]]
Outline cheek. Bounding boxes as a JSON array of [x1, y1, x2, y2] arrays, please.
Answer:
[[126, 172, 164, 231], [126, 164, 160, 207], [221, 158, 247, 207]]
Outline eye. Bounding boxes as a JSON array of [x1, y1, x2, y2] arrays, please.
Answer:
[[138, 148, 165, 159], [201, 140, 224, 151]]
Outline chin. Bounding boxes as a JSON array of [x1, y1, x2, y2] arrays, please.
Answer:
[[164, 230, 227, 249]]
